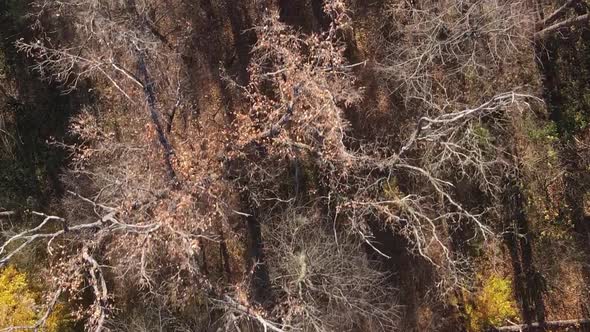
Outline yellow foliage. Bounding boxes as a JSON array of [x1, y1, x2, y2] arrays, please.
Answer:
[[465, 275, 518, 331], [0, 266, 37, 328], [0, 266, 72, 331]]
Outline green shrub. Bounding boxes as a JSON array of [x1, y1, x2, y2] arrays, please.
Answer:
[[526, 122, 558, 143], [472, 122, 491, 141]]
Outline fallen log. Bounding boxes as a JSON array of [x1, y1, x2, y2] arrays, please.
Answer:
[[492, 318, 590, 331]]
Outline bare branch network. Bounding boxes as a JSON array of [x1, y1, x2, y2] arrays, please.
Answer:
[[1, 0, 571, 330]]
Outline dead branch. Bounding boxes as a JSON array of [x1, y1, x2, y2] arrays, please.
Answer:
[[535, 0, 580, 30], [82, 248, 109, 332], [536, 13, 589, 40], [219, 295, 288, 332], [397, 92, 536, 159], [0, 204, 160, 267], [0, 211, 15, 217]]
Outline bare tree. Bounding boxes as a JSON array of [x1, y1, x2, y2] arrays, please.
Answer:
[[262, 207, 399, 331], [376, 0, 535, 109]]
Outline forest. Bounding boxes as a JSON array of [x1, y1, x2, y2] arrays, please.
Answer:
[[1, 0, 590, 331]]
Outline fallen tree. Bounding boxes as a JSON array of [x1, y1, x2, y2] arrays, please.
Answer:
[[492, 318, 590, 331]]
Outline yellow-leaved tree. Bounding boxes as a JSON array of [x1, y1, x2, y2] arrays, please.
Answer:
[[0, 266, 72, 331], [0, 266, 37, 328], [465, 275, 518, 331]]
